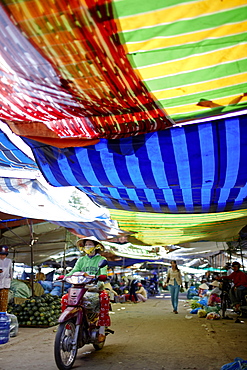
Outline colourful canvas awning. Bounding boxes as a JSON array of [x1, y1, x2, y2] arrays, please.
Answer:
[[23, 113, 247, 244], [0, 177, 123, 240], [0, 123, 37, 171], [114, 0, 247, 122], [0, 0, 246, 144], [0, 1, 172, 145], [25, 113, 247, 214], [109, 208, 247, 245]]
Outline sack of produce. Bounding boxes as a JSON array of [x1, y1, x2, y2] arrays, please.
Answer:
[[197, 309, 207, 318], [206, 312, 221, 320], [205, 305, 220, 314]]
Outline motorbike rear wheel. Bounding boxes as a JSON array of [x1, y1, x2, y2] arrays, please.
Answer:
[[54, 320, 78, 370]]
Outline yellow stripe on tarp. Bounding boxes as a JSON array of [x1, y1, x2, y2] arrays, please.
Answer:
[[125, 21, 247, 53], [152, 73, 247, 100], [109, 209, 247, 245], [135, 44, 247, 80], [161, 94, 247, 116], [110, 208, 247, 226], [118, 0, 247, 32]]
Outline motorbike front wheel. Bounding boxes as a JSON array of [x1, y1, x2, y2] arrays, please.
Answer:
[[54, 320, 78, 370]]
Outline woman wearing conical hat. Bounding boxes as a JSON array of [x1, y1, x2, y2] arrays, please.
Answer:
[[66, 236, 110, 342], [67, 236, 107, 277]]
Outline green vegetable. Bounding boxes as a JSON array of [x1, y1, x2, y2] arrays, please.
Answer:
[[190, 300, 202, 309]]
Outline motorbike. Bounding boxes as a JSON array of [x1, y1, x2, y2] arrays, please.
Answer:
[[220, 280, 232, 319], [220, 279, 247, 321], [54, 259, 113, 370]]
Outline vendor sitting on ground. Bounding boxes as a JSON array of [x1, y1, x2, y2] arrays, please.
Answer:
[[208, 280, 221, 306], [198, 283, 209, 298], [135, 282, 147, 302]]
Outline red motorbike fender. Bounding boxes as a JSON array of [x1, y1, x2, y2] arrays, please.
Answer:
[[58, 306, 82, 323]]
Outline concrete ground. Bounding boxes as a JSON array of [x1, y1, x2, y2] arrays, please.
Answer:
[[0, 292, 247, 370]]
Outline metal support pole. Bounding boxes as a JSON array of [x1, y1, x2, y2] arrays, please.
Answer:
[[61, 229, 69, 295], [29, 219, 35, 297], [239, 237, 245, 273], [30, 241, 34, 297], [12, 249, 16, 277], [61, 245, 66, 296]]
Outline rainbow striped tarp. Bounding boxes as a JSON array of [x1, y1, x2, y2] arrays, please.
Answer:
[[115, 0, 247, 122], [0, 0, 246, 144]]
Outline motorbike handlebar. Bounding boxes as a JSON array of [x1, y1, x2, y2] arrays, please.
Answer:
[[64, 272, 107, 284], [64, 273, 96, 285]]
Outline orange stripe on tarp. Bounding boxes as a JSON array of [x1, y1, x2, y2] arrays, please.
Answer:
[[1, 0, 173, 141]]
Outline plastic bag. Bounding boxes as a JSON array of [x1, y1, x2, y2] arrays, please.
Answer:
[[7, 313, 19, 337], [221, 357, 247, 370], [190, 307, 201, 314], [197, 309, 207, 318], [205, 305, 220, 314], [198, 297, 208, 306], [206, 312, 221, 320]]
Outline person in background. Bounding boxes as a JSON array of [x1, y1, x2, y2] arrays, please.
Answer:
[[0, 246, 13, 312], [198, 283, 209, 297], [150, 273, 159, 294], [204, 271, 213, 289], [66, 236, 110, 342], [224, 262, 234, 276], [104, 279, 119, 303], [128, 277, 139, 303], [186, 284, 198, 299], [183, 272, 190, 290], [35, 267, 46, 281], [135, 282, 147, 302], [208, 280, 221, 306], [218, 261, 247, 311], [164, 260, 183, 314]]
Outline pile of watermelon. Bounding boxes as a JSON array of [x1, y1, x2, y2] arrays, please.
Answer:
[[8, 294, 62, 327]]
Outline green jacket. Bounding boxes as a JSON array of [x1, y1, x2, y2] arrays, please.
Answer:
[[67, 254, 107, 276]]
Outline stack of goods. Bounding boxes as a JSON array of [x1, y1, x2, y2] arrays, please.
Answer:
[[7, 294, 61, 327], [189, 298, 220, 319]]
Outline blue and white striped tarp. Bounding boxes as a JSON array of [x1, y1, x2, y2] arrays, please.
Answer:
[[0, 177, 123, 241], [26, 113, 247, 214], [0, 128, 37, 170]]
